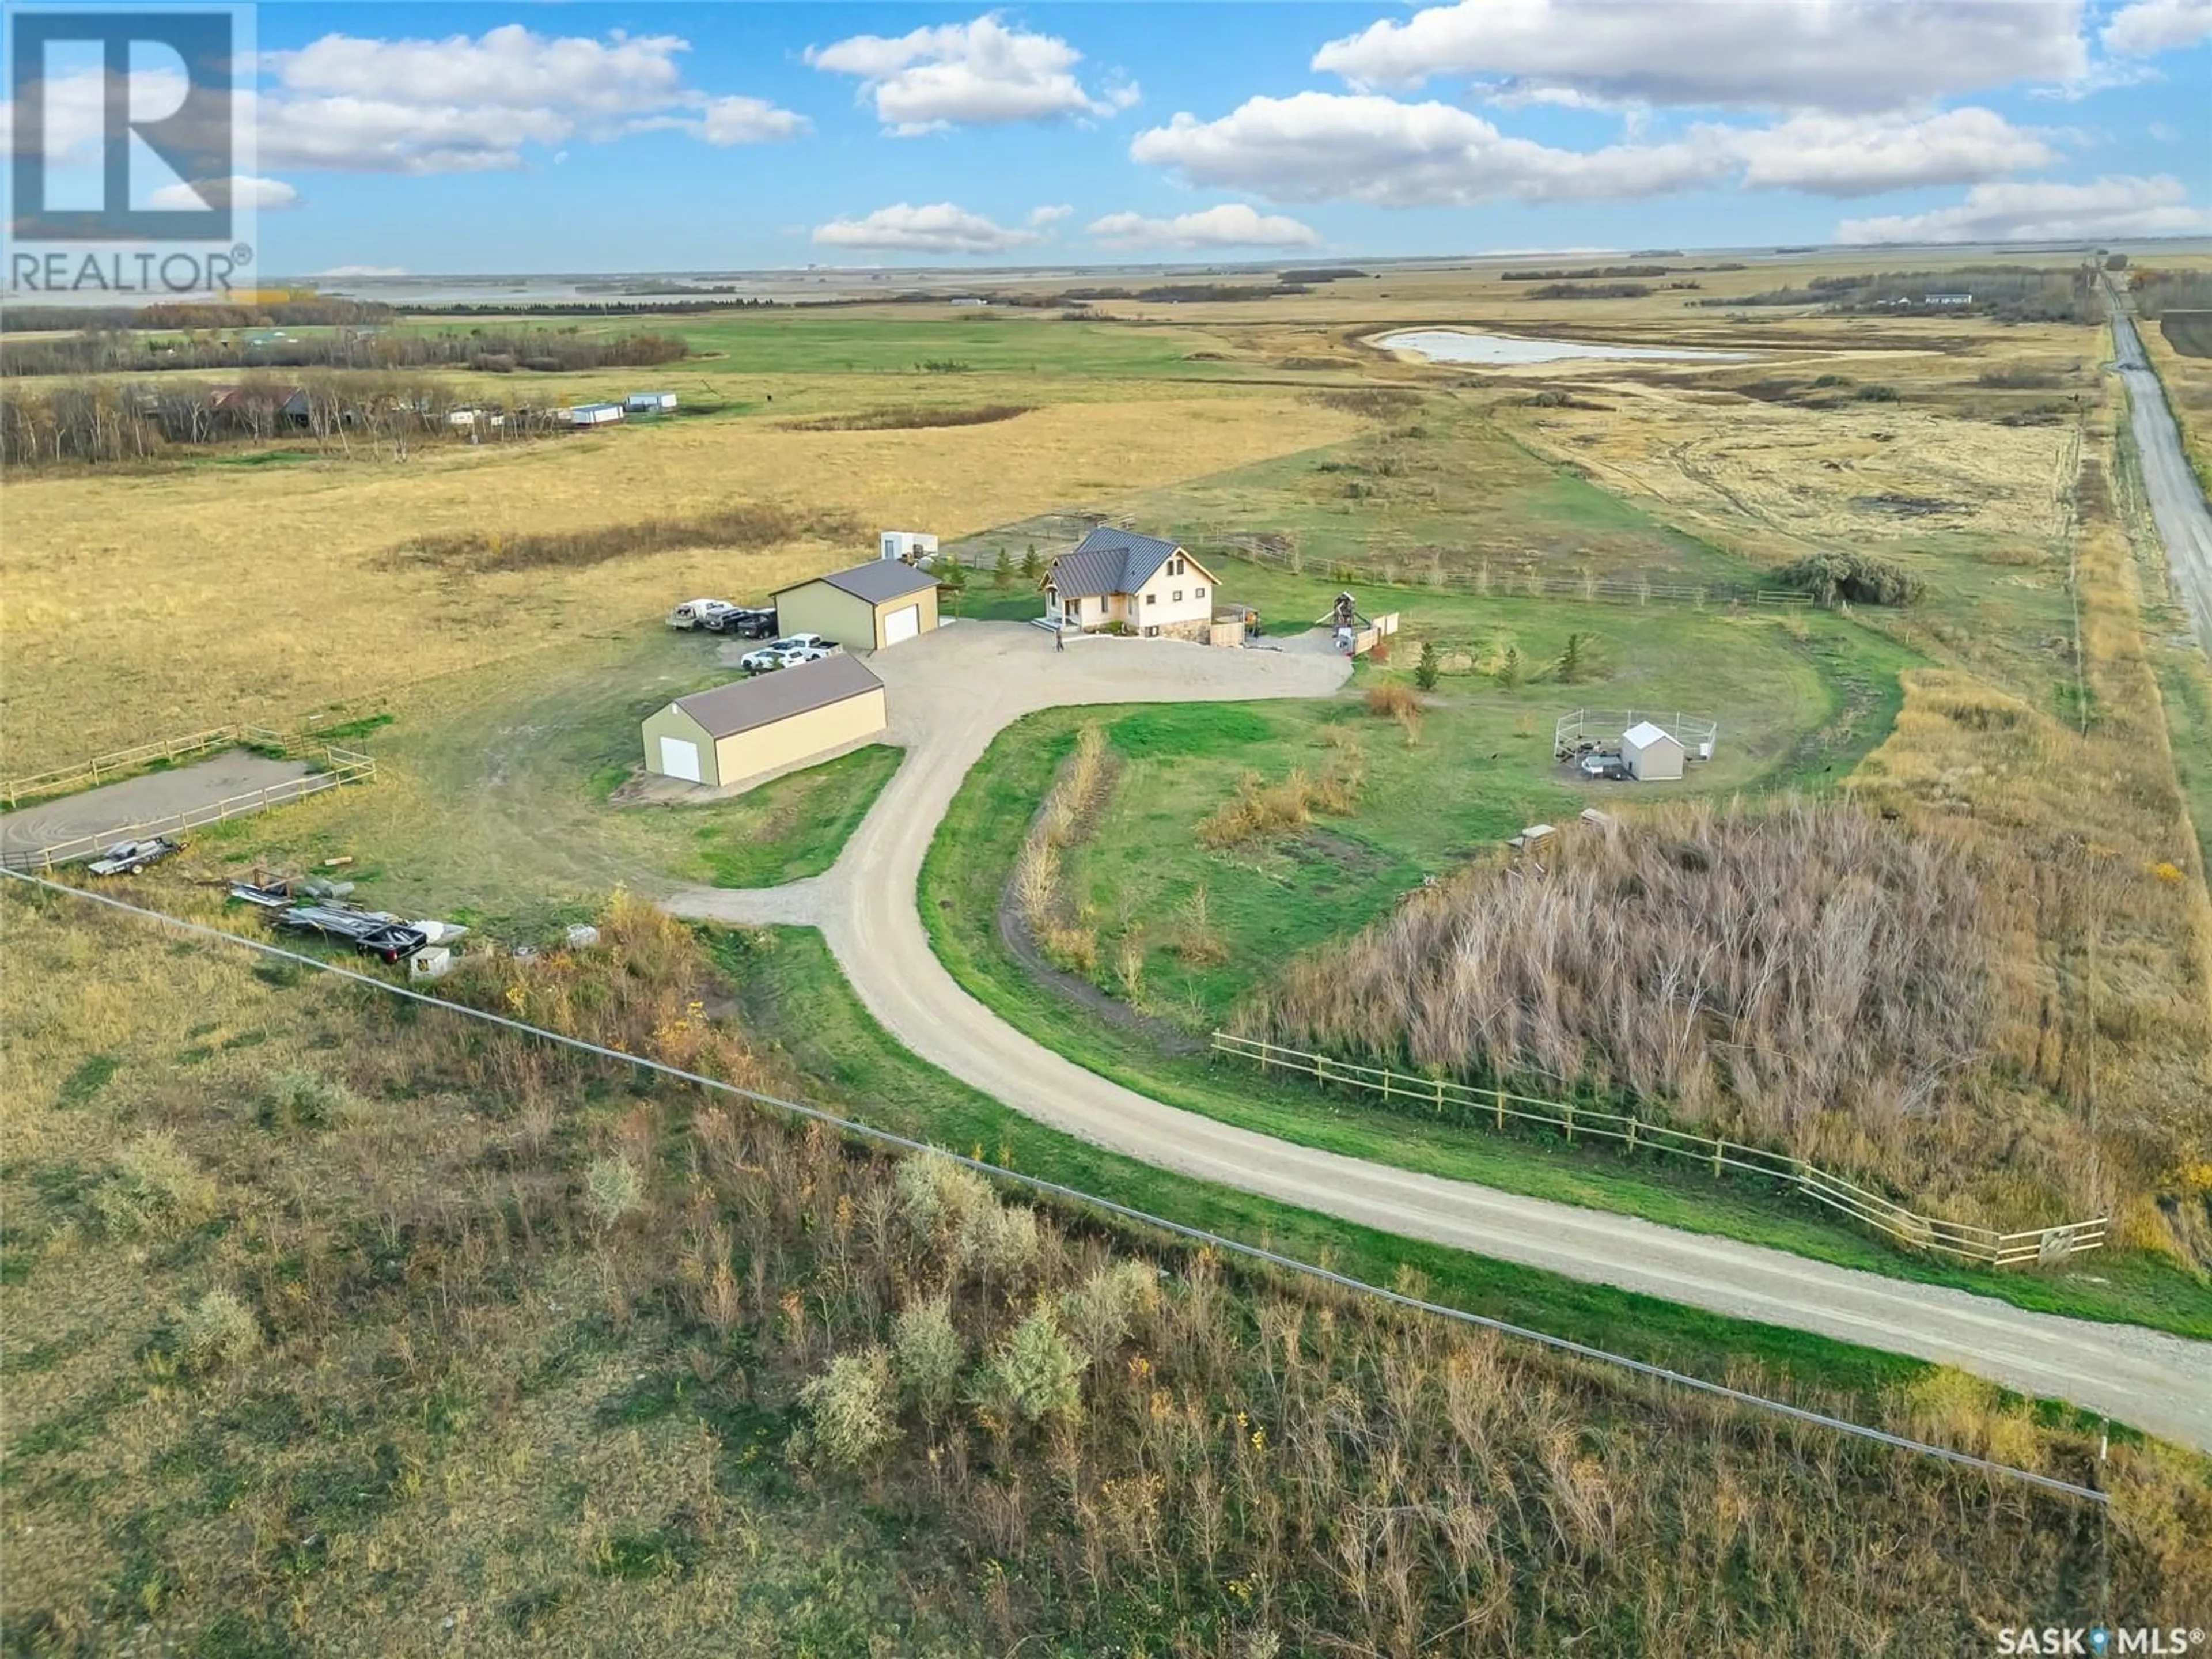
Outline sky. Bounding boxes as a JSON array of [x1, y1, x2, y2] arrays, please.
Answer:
[[19, 0, 2212, 274]]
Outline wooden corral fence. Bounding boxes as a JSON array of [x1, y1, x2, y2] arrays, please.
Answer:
[[1555, 707, 1721, 755], [1, 747, 378, 871], [1352, 612, 1401, 656], [1211, 1032, 2108, 1269], [1, 724, 300, 809], [1211, 539, 1815, 611]]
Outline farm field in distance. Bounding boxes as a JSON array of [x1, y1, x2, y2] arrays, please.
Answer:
[[7, 245, 2212, 1655]]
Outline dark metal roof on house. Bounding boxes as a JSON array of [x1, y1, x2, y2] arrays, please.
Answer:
[[778, 560, 940, 606], [672, 654, 884, 739], [1045, 525, 1188, 597]]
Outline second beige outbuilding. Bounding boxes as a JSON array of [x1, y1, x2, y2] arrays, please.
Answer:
[[640, 654, 887, 790], [772, 560, 941, 652]]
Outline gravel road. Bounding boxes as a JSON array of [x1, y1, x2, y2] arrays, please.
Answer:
[[666, 622, 2212, 1449], [0, 751, 312, 865], [2110, 293, 2212, 656]]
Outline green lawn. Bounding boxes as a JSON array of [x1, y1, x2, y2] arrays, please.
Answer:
[[663, 315, 1241, 381], [706, 923, 1947, 1407], [910, 590, 2211, 1338], [190, 630, 900, 937]]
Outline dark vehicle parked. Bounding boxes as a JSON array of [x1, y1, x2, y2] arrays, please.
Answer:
[[85, 836, 183, 876], [707, 607, 777, 638]]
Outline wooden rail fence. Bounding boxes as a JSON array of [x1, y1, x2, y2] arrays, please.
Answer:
[[0, 724, 301, 809], [1, 748, 377, 871], [1212, 1032, 2107, 1269], [1210, 541, 1816, 611]]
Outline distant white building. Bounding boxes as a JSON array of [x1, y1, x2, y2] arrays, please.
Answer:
[[1622, 721, 1685, 782], [879, 530, 940, 562], [564, 402, 624, 427], [626, 391, 678, 413], [948, 297, 988, 308], [1923, 293, 1973, 306]]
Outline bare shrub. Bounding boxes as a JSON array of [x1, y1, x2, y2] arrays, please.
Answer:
[[892, 1294, 965, 1423], [93, 1133, 218, 1236], [1199, 744, 1365, 849], [1259, 798, 2001, 1152], [1364, 683, 1420, 719], [982, 1308, 1086, 1424], [585, 1154, 642, 1232], [180, 1288, 262, 1370], [801, 1347, 900, 1468], [897, 1151, 993, 1244], [403, 501, 862, 573]]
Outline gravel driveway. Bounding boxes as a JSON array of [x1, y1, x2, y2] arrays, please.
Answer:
[[665, 621, 2212, 1448], [2111, 293, 2212, 657]]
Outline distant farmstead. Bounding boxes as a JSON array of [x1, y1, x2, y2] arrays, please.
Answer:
[[1044, 527, 1220, 640], [563, 402, 624, 427], [640, 655, 887, 790], [626, 391, 678, 413]]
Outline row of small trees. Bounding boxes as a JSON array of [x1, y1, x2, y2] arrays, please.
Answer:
[[1, 324, 687, 378]]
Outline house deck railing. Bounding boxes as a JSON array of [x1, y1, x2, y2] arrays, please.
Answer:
[[1211, 1032, 2107, 1270]]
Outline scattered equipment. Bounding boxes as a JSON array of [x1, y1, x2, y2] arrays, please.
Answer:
[[879, 530, 939, 563], [274, 904, 429, 964], [86, 837, 182, 876]]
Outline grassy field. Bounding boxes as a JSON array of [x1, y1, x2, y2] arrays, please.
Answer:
[[177, 630, 899, 937], [1, 387, 1360, 774], [7, 887, 2205, 1656]]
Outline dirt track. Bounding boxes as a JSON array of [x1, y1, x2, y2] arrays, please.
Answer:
[[665, 622, 2212, 1449], [2111, 293, 2212, 657]]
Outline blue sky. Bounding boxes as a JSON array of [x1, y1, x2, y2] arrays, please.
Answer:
[[111, 1, 2212, 271]]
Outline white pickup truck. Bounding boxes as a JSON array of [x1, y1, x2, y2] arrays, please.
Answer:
[[667, 598, 739, 631]]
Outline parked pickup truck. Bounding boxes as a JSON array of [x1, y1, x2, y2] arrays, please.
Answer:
[[668, 598, 739, 631], [704, 607, 777, 639]]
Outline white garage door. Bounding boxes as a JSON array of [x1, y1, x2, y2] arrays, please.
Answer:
[[657, 736, 702, 782], [881, 603, 921, 646]]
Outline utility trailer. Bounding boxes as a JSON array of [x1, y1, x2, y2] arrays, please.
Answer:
[[86, 837, 182, 876], [274, 905, 429, 964]]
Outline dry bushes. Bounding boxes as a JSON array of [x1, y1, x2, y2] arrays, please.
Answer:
[[6, 889, 2209, 1650], [400, 501, 862, 573], [1257, 798, 2030, 1197], [1013, 724, 1115, 973], [782, 404, 1032, 432], [1364, 680, 1425, 744], [1199, 736, 1365, 849]]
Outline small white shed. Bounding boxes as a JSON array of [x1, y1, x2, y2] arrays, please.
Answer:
[[626, 391, 677, 413], [564, 402, 624, 427], [1622, 721, 1685, 782], [879, 530, 940, 562]]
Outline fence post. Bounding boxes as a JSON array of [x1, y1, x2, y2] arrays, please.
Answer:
[[1625, 1117, 1637, 1156], [1564, 1104, 1574, 1146], [1711, 1139, 1722, 1180], [1494, 1086, 1505, 1131], [1434, 1076, 1444, 1116]]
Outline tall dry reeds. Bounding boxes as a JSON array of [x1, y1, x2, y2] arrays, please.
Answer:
[[1257, 797, 2012, 1177], [1013, 724, 1113, 972]]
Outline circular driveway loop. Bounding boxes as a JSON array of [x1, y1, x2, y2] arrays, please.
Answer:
[[665, 622, 2212, 1448]]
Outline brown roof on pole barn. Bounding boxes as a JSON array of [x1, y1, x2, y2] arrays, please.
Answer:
[[673, 655, 884, 738], [780, 561, 940, 605]]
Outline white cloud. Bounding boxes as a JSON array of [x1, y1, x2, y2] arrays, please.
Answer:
[[1837, 174, 2210, 242], [1133, 94, 2062, 207], [2102, 0, 2212, 54], [1087, 203, 1321, 249], [1310, 0, 2087, 111], [1028, 203, 1074, 226], [806, 15, 1134, 134], [146, 173, 298, 211], [1130, 93, 1726, 207], [1726, 108, 2056, 197], [253, 26, 803, 173], [812, 202, 1044, 255], [314, 264, 408, 278]]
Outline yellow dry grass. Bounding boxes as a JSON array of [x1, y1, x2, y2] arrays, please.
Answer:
[[1, 391, 1357, 770]]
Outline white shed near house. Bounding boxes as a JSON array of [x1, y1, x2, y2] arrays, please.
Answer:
[[1622, 721, 1685, 782], [564, 402, 624, 426], [879, 530, 940, 562], [626, 391, 677, 413]]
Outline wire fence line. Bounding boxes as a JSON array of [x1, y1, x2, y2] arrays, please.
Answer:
[[0, 748, 378, 872], [0, 869, 2111, 1505], [1, 724, 292, 808], [1213, 1033, 2109, 1270], [1205, 539, 1817, 610]]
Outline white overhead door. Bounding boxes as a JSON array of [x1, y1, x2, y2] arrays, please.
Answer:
[[881, 603, 921, 646], [657, 736, 702, 782]]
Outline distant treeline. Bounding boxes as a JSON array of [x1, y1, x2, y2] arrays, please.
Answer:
[[2, 326, 689, 378], [0, 298, 395, 333], [0, 373, 570, 468], [1278, 267, 1370, 283], [1522, 281, 1706, 300], [1696, 265, 2099, 323], [1502, 264, 1673, 281], [2129, 269, 2212, 319], [995, 282, 1306, 308], [393, 298, 791, 318]]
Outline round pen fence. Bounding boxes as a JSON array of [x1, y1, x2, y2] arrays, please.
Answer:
[[1211, 1032, 2108, 1270], [1554, 707, 1721, 754]]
